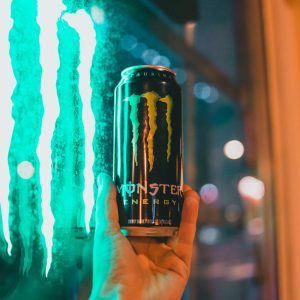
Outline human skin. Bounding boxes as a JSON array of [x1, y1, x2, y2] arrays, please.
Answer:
[[89, 173, 200, 300]]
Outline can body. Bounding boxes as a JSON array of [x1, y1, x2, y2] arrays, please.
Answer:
[[113, 65, 183, 236]]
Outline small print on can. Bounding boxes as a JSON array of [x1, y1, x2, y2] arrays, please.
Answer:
[[113, 65, 183, 237]]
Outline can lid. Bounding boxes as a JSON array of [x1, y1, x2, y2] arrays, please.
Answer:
[[121, 65, 176, 77]]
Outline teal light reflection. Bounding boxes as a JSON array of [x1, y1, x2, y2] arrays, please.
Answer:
[[0, 0, 126, 298], [9, 0, 45, 275]]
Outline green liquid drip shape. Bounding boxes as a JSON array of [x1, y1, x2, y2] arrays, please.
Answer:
[[144, 92, 159, 171], [3, 0, 125, 281], [127, 92, 173, 171], [128, 95, 142, 166], [52, 18, 84, 229], [9, 0, 44, 273], [18, 179, 33, 275], [159, 95, 173, 161]]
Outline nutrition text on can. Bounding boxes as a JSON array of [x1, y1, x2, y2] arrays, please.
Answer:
[[113, 65, 183, 237]]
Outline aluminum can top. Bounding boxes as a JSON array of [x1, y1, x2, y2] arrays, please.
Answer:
[[121, 65, 176, 78]]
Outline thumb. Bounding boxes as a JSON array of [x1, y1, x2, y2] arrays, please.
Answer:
[[95, 173, 120, 236], [90, 174, 121, 299]]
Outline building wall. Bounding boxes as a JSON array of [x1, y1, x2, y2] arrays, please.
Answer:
[[262, 1, 300, 299]]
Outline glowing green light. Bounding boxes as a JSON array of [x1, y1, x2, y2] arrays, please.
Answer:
[[62, 9, 97, 234], [144, 91, 159, 170], [0, 0, 124, 287], [0, 0, 14, 256], [128, 95, 142, 166], [9, 0, 45, 275], [120, 92, 174, 171], [159, 95, 173, 161], [37, 0, 63, 275]]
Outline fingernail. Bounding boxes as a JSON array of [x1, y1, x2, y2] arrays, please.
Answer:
[[97, 173, 105, 198], [97, 173, 112, 194], [97, 173, 104, 189]]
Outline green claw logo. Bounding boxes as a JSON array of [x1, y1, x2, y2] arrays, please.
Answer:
[[125, 91, 173, 171]]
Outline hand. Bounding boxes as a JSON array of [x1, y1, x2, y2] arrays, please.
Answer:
[[89, 173, 200, 300]]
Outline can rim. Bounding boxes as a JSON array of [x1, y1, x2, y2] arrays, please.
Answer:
[[121, 65, 176, 77]]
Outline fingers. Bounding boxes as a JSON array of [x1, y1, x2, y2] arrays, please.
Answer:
[[179, 189, 200, 243], [169, 187, 200, 266], [95, 173, 120, 237]]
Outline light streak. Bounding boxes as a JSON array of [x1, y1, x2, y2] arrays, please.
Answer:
[[63, 10, 96, 233], [37, 0, 65, 276], [0, 0, 15, 255]]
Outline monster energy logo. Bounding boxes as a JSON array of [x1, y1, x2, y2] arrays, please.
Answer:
[[124, 91, 173, 171]]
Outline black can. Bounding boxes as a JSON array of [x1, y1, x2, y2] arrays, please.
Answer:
[[113, 65, 183, 236]]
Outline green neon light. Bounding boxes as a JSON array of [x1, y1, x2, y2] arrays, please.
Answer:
[[144, 92, 159, 171], [9, 0, 44, 274], [159, 95, 173, 161], [126, 92, 174, 170], [1, 0, 125, 292], [128, 95, 142, 166]]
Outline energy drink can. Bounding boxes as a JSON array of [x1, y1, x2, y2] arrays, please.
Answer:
[[113, 65, 183, 237]]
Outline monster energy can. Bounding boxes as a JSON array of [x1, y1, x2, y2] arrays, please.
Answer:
[[113, 65, 183, 237]]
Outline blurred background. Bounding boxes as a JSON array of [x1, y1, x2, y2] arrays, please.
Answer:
[[1, 0, 300, 299]]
